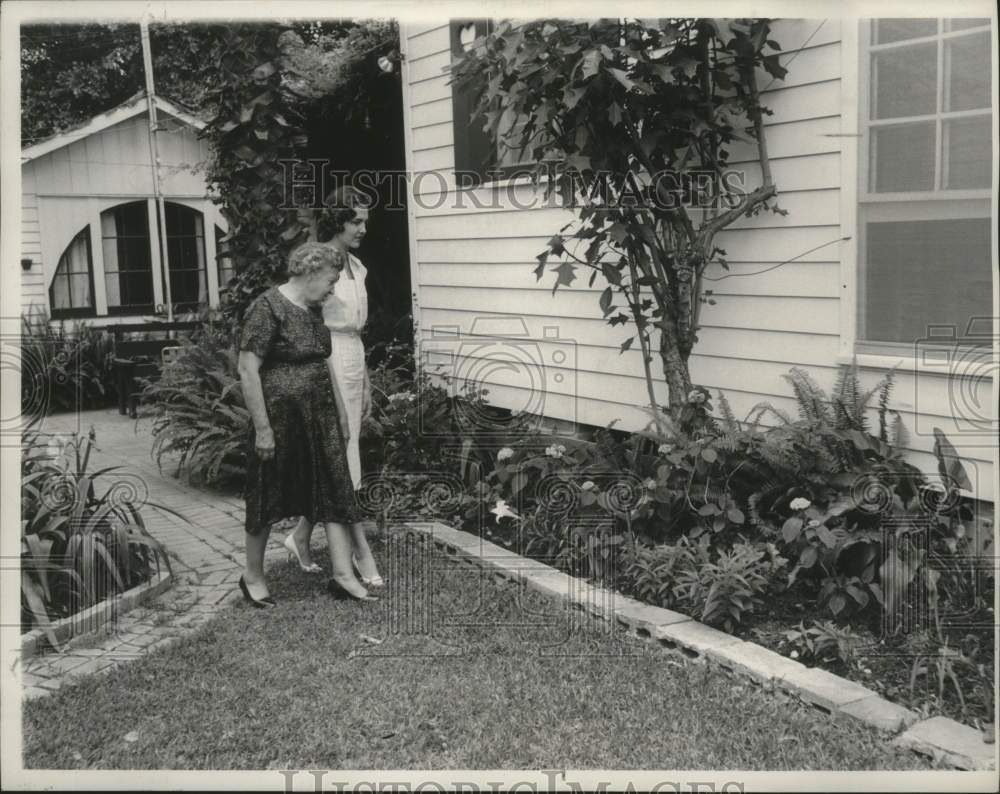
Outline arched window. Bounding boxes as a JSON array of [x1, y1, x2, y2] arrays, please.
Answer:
[[49, 227, 95, 318], [99, 200, 210, 315], [101, 201, 154, 314], [163, 202, 207, 311]]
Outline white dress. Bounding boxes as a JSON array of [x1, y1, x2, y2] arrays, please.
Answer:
[[321, 252, 368, 489]]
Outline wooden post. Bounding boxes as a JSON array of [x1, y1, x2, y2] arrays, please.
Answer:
[[140, 21, 173, 323]]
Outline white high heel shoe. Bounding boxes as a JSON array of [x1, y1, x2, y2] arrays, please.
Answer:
[[353, 556, 385, 587], [284, 533, 323, 574]]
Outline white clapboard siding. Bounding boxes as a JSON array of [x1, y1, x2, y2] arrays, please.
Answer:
[[401, 17, 994, 498], [30, 112, 210, 198], [21, 186, 44, 315]]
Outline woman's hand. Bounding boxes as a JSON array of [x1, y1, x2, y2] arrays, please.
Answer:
[[255, 426, 276, 461]]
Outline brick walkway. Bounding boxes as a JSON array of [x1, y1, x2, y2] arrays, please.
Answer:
[[21, 408, 288, 698]]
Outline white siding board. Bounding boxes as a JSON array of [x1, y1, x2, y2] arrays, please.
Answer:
[[420, 261, 840, 298], [419, 308, 838, 361], [409, 77, 452, 108], [411, 97, 453, 129], [405, 27, 449, 61], [419, 286, 839, 335], [419, 226, 842, 264], [411, 121, 453, 153], [408, 50, 452, 84]]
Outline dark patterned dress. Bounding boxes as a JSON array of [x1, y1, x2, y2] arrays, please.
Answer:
[[239, 286, 359, 535]]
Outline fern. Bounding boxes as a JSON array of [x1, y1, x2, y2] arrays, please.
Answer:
[[716, 390, 740, 433], [783, 367, 833, 425]]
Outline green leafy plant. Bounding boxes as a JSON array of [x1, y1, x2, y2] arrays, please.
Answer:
[[138, 323, 249, 485], [21, 313, 116, 414], [621, 537, 785, 632], [782, 620, 863, 666], [21, 422, 175, 649], [453, 18, 788, 422]]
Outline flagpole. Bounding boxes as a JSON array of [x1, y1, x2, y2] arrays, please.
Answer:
[[140, 20, 173, 323]]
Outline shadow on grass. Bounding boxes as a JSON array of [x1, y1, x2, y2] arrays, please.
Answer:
[[23, 532, 935, 771]]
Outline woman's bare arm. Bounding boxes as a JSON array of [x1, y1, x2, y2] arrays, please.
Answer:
[[238, 351, 275, 460]]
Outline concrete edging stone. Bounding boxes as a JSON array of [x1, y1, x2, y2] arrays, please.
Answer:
[[20, 570, 173, 661]]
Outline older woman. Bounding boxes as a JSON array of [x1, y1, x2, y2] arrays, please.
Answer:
[[237, 242, 376, 605], [287, 187, 384, 588]]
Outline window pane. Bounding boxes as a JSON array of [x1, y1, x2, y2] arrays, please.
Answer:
[[171, 269, 207, 306], [864, 218, 992, 344], [51, 276, 71, 310], [66, 232, 90, 274], [872, 43, 937, 119], [112, 202, 149, 237], [947, 18, 990, 32], [69, 273, 92, 309], [874, 19, 937, 44], [120, 237, 152, 272], [872, 122, 935, 191], [104, 273, 120, 308], [116, 271, 154, 307], [51, 228, 93, 313], [945, 116, 992, 189], [947, 32, 991, 111]]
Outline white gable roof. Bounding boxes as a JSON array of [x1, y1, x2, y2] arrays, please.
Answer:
[[21, 92, 206, 163]]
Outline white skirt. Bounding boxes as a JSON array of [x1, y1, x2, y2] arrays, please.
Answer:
[[327, 330, 365, 489]]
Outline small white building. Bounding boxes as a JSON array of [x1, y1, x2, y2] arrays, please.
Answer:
[[20, 91, 230, 324]]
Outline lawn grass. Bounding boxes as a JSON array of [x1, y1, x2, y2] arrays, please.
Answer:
[[23, 532, 934, 770]]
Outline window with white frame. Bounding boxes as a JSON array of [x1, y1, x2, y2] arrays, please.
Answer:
[[102, 201, 156, 315], [49, 227, 95, 319], [858, 17, 993, 352]]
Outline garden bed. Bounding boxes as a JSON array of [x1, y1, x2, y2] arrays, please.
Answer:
[[21, 571, 173, 660]]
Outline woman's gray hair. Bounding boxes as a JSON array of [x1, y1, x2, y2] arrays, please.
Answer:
[[287, 242, 345, 276]]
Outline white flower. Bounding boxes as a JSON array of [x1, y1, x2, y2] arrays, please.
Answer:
[[863, 668, 872, 675], [644, 477, 657, 491], [658, 444, 673, 455], [807, 519, 820, 528], [489, 499, 520, 522], [497, 447, 515, 462], [388, 391, 414, 403], [789, 497, 811, 511], [789, 650, 799, 659], [545, 445, 563, 459], [580, 480, 596, 491]]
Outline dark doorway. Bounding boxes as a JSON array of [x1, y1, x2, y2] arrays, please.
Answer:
[[303, 56, 412, 358]]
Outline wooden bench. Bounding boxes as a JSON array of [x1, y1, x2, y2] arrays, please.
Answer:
[[110, 321, 200, 417]]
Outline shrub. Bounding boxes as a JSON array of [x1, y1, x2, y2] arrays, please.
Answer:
[[622, 538, 786, 632], [782, 620, 864, 666], [138, 322, 249, 486], [21, 422, 173, 649], [20, 313, 116, 414]]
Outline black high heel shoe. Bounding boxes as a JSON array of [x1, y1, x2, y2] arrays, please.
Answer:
[[327, 578, 379, 602], [239, 576, 276, 608]]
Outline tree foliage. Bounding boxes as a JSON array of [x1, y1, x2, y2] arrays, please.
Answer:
[[452, 18, 788, 422]]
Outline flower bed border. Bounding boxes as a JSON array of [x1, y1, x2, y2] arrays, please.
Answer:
[[20, 570, 173, 661], [403, 520, 997, 772]]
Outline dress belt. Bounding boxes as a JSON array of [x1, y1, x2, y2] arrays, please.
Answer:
[[328, 328, 361, 335]]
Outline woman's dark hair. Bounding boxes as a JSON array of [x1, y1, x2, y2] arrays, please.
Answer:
[[316, 185, 372, 242]]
